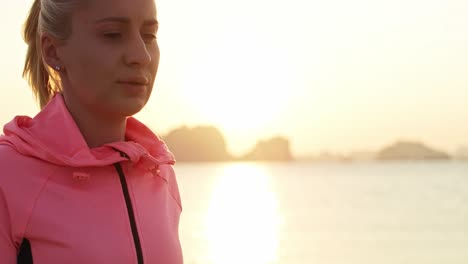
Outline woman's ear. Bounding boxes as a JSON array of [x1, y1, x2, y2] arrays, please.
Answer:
[[41, 32, 63, 71]]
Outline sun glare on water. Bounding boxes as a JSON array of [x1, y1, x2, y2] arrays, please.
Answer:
[[204, 163, 281, 264]]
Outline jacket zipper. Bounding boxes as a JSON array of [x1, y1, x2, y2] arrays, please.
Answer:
[[114, 162, 144, 264]]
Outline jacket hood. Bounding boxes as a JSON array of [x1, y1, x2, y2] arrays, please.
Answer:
[[0, 94, 175, 168]]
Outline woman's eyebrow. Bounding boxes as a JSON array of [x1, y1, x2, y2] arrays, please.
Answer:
[[143, 19, 159, 26], [95, 17, 129, 24], [95, 17, 158, 26]]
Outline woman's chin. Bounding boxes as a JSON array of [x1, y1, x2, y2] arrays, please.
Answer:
[[110, 97, 149, 117]]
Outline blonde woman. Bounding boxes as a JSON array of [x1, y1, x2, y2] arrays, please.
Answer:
[[0, 0, 183, 263]]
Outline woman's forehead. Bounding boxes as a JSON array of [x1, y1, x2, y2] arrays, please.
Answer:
[[77, 0, 157, 23]]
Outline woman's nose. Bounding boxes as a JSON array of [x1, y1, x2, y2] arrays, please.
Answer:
[[124, 35, 152, 67]]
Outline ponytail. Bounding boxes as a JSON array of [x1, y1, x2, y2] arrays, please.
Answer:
[[23, 0, 60, 109]]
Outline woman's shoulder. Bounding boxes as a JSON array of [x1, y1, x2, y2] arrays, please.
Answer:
[[0, 144, 54, 189], [0, 143, 27, 167], [0, 144, 57, 244], [0, 143, 40, 167]]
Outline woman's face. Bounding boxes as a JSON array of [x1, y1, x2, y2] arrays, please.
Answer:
[[57, 0, 159, 118]]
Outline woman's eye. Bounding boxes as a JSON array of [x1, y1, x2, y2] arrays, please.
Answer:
[[103, 32, 122, 39], [143, 33, 157, 42]]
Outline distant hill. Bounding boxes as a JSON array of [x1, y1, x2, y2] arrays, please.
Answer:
[[161, 125, 456, 163], [241, 136, 293, 161], [376, 141, 450, 161], [162, 126, 294, 162], [454, 146, 468, 160], [162, 125, 231, 162]]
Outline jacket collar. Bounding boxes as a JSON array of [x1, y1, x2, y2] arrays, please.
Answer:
[[1, 94, 175, 169]]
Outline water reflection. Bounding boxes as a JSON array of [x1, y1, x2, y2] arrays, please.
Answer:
[[204, 163, 281, 264]]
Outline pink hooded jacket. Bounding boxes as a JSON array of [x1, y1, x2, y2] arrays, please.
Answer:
[[0, 94, 183, 263]]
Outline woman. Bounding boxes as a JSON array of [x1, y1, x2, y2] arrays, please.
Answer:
[[0, 0, 183, 263]]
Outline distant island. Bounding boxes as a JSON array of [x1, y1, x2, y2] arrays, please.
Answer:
[[162, 126, 232, 162], [302, 141, 454, 162], [162, 125, 293, 162], [240, 137, 293, 161], [160, 125, 463, 163], [376, 141, 450, 161], [454, 146, 468, 160]]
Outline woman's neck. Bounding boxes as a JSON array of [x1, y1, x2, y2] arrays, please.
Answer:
[[62, 94, 127, 148]]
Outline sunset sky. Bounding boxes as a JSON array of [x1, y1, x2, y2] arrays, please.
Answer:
[[1, 0, 467, 157]]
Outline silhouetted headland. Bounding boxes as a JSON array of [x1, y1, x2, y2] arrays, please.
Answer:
[[162, 126, 232, 162], [376, 141, 450, 161], [454, 146, 468, 160], [161, 125, 460, 163], [162, 126, 293, 162], [240, 136, 293, 161]]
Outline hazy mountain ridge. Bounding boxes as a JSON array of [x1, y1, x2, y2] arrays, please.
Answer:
[[160, 125, 466, 162], [161, 125, 292, 162]]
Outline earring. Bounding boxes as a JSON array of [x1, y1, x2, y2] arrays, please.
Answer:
[[54, 66, 62, 72]]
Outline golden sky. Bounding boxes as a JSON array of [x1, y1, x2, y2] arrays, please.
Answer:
[[1, 0, 467, 156]]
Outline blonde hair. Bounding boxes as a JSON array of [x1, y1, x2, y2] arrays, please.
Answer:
[[23, 0, 80, 108]]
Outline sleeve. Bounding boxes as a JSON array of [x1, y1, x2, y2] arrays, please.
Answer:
[[0, 187, 17, 263]]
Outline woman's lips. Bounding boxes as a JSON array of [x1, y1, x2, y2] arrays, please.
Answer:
[[118, 76, 149, 85], [117, 76, 149, 94]]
